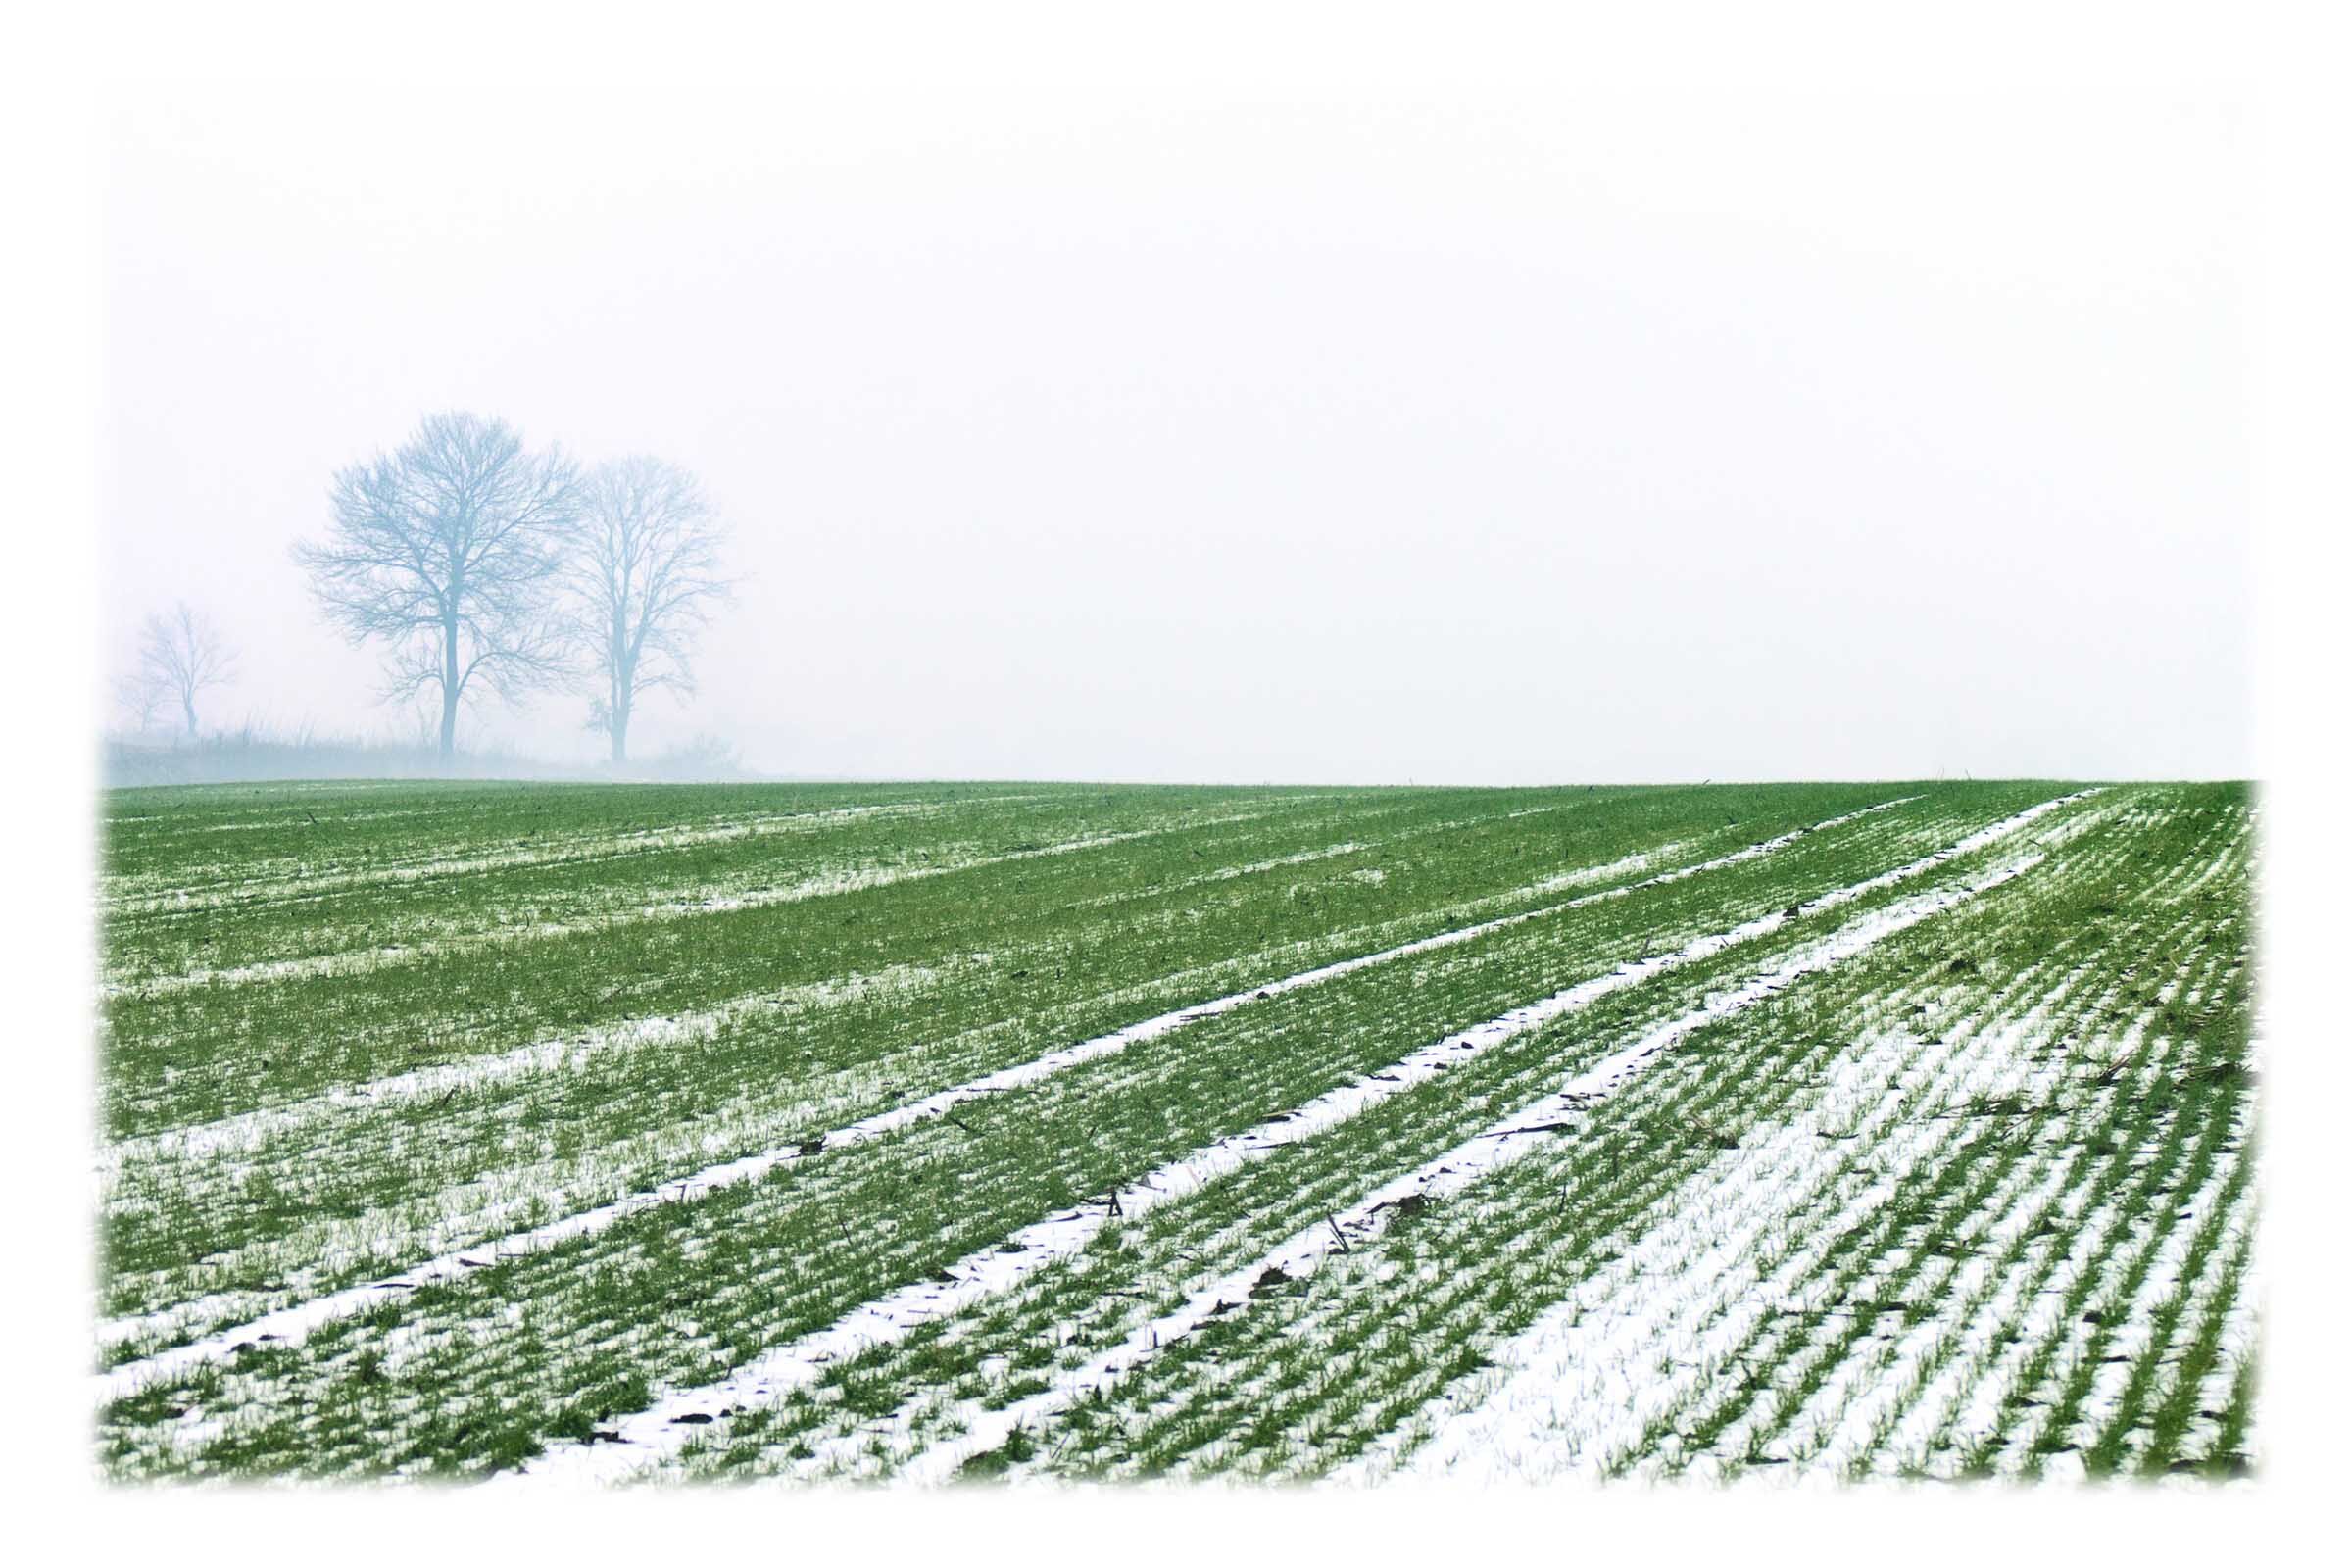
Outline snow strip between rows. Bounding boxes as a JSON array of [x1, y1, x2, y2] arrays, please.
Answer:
[[508, 794, 2081, 1484], [101, 797, 1927, 1398]]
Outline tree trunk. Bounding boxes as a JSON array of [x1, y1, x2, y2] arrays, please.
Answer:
[[609, 636, 632, 765], [439, 611, 462, 763], [182, 696, 197, 738]]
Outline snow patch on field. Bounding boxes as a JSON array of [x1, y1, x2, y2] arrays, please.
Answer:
[[1358, 1017, 1984, 1481]]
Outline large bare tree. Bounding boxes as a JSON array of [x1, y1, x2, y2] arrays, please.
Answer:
[[135, 601, 238, 738], [563, 456, 736, 764], [295, 412, 581, 760]]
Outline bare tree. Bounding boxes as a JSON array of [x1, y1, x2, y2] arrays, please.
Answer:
[[294, 412, 581, 761], [562, 456, 736, 764], [136, 601, 238, 738], [112, 670, 168, 735]]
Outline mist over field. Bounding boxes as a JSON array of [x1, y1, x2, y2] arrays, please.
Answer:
[[101, 85, 2248, 784]]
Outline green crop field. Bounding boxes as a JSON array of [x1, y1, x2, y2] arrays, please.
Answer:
[[93, 779, 2257, 1484]]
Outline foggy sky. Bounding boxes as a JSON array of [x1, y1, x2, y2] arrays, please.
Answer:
[[99, 83, 2249, 784]]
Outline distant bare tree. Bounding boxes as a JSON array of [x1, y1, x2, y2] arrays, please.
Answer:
[[112, 670, 168, 735], [136, 601, 238, 737], [294, 412, 581, 761], [562, 456, 737, 764]]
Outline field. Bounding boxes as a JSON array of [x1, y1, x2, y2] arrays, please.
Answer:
[[94, 779, 2258, 1484]]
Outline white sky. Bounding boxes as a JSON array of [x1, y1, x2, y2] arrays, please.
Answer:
[[100, 81, 2248, 783]]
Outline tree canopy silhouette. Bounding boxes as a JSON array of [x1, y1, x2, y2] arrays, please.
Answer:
[[563, 456, 736, 764], [295, 412, 581, 760]]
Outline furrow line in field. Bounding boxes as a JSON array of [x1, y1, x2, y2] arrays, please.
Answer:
[[1057, 819, 1674, 919], [96, 795, 1928, 1395], [870, 846, 2056, 1485], [106, 788, 441, 831], [1086, 840, 1366, 900]]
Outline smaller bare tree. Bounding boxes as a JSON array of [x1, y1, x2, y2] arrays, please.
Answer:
[[563, 457, 737, 764], [137, 601, 238, 738], [112, 670, 168, 735]]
